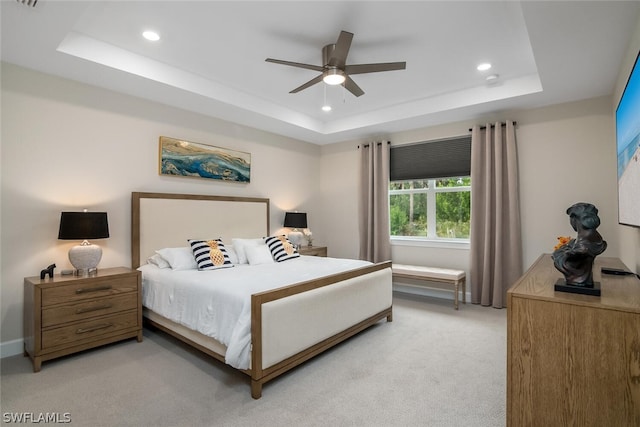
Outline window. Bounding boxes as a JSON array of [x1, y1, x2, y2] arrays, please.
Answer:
[[389, 177, 471, 239], [389, 136, 471, 241]]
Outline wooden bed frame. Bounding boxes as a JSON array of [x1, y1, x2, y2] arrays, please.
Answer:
[[131, 192, 393, 398]]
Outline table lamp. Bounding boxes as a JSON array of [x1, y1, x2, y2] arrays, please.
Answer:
[[283, 212, 307, 249], [58, 211, 109, 275]]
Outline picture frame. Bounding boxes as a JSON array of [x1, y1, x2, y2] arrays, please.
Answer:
[[159, 136, 251, 183]]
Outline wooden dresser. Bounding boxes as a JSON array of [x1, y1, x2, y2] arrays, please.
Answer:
[[24, 267, 142, 372], [507, 254, 640, 426]]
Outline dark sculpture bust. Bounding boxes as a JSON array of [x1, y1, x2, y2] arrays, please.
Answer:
[[552, 203, 607, 287]]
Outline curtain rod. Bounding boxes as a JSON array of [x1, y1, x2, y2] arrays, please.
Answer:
[[468, 121, 517, 132], [358, 141, 391, 148]]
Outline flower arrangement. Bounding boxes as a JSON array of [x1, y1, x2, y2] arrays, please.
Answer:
[[303, 229, 313, 246], [553, 236, 571, 250]]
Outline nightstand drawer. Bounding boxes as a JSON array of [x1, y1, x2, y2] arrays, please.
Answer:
[[42, 310, 138, 349], [42, 294, 138, 328], [41, 275, 138, 306]]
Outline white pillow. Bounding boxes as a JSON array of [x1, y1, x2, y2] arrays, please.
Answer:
[[147, 253, 171, 269], [155, 247, 198, 270], [231, 238, 264, 264], [225, 245, 239, 264], [245, 244, 275, 265]]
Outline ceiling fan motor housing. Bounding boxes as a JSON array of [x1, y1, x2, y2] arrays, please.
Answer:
[[323, 44, 339, 66]]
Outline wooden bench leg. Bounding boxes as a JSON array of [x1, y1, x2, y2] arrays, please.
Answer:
[[454, 282, 459, 310]]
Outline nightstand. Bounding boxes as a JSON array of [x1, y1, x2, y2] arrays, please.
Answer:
[[24, 267, 142, 372], [298, 246, 327, 257]]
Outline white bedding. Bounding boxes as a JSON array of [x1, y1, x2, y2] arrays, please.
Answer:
[[138, 256, 371, 369]]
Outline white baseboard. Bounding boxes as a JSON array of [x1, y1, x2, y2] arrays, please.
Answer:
[[1, 338, 24, 358]]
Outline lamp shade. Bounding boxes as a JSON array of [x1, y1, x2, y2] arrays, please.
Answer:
[[58, 212, 109, 240], [283, 212, 307, 229]]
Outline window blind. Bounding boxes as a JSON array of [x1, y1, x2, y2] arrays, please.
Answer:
[[390, 135, 471, 181]]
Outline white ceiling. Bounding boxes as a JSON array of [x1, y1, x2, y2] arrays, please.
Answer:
[[2, 1, 639, 145]]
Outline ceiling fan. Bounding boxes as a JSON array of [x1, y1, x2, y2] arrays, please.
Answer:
[[265, 30, 406, 97]]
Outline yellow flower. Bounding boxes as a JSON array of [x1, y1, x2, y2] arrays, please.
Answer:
[[554, 236, 571, 250]]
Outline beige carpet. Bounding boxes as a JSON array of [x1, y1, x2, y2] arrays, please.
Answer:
[[1, 293, 506, 427]]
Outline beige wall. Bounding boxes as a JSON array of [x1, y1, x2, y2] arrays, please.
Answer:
[[3, 32, 640, 353], [320, 95, 622, 280], [0, 63, 322, 350]]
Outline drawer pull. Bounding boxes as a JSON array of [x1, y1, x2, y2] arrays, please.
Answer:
[[76, 323, 113, 334], [75, 303, 112, 314], [75, 285, 112, 294]]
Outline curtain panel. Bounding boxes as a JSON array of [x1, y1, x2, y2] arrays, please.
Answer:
[[470, 121, 522, 308], [358, 141, 392, 263]]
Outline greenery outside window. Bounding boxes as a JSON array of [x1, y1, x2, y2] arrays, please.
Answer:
[[390, 177, 471, 240]]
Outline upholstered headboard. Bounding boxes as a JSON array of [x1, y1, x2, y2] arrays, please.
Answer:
[[131, 192, 270, 268]]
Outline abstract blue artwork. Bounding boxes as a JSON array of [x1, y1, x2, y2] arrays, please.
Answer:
[[159, 136, 250, 183]]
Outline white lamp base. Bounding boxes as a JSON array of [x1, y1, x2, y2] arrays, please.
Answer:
[[68, 241, 102, 276], [287, 230, 304, 249]]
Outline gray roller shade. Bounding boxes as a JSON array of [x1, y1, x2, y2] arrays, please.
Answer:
[[390, 136, 471, 181]]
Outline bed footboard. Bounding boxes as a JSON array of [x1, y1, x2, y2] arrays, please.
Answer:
[[249, 261, 392, 399]]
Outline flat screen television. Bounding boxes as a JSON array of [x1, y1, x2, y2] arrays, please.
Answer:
[[616, 51, 640, 228]]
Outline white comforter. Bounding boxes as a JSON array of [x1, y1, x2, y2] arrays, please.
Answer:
[[138, 256, 371, 369]]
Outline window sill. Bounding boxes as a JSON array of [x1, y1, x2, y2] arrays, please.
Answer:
[[391, 237, 470, 250]]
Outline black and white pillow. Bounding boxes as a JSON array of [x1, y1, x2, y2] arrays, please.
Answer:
[[264, 235, 300, 262], [188, 239, 234, 271]]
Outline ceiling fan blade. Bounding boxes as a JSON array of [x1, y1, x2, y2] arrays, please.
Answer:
[[328, 30, 353, 67], [266, 58, 324, 72], [344, 62, 406, 75], [289, 74, 324, 93], [344, 76, 364, 97]]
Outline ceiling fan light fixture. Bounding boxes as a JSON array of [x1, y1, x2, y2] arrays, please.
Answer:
[[323, 69, 346, 85]]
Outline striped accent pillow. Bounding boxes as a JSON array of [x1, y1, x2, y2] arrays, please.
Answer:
[[188, 239, 234, 271], [264, 235, 300, 262]]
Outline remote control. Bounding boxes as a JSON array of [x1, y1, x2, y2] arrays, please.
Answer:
[[601, 267, 634, 275]]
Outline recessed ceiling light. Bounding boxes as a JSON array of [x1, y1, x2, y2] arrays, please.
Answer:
[[477, 63, 492, 71], [322, 105, 332, 112], [142, 30, 160, 42], [486, 74, 499, 81]]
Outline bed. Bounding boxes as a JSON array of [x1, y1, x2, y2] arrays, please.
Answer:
[[131, 192, 393, 398]]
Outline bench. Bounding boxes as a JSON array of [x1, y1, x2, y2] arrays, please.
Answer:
[[391, 264, 467, 310]]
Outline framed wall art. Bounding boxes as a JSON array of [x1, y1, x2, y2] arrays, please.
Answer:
[[159, 136, 250, 183]]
